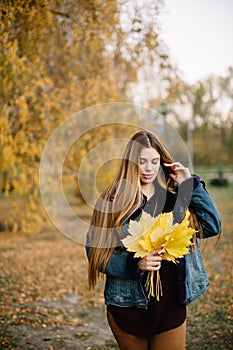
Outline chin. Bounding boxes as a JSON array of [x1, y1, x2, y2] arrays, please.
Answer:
[[141, 179, 155, 184]]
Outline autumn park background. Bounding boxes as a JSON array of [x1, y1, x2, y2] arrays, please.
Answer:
[[0, 1, 232, 349]]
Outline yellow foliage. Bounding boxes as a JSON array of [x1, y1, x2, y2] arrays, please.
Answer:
[[123, 210, 195, 262], [0, 0, 173, 232], [122, 210, 196, 299]]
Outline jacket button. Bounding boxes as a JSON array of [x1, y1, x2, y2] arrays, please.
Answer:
[[138, 303, 145, 307]]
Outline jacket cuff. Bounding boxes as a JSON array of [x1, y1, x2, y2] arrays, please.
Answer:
[[178, 174, 200, 192]]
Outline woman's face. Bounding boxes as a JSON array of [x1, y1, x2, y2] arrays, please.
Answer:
[[139, 147, 161, 185]]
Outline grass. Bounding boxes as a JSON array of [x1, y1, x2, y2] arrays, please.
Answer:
[[194, 165, 233, 181], [185, 182, 233, 349]]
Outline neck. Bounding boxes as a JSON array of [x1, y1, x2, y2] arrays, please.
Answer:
[[141, 183, 155, 199]]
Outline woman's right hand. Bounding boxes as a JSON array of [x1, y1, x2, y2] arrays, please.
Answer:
[[138, 249, 164, 272]]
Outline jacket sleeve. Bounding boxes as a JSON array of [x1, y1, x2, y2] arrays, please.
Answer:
[[86, 222, 142, 280], [104, 250, 133, 279], [189, 181, 222, 238], [104, 218, 146, 279], [86, 243, 138, 279]]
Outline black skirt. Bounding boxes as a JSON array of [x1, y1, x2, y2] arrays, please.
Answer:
[[107, 261, 186, 338]]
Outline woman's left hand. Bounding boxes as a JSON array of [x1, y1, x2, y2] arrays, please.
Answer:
[[164, 162, 191, 185]]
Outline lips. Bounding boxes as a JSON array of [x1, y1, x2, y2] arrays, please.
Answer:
[[142, 174, 154, 179]]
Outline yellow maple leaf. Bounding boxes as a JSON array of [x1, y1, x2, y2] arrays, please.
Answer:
[[123, 211, 169, 256], [162, 211, 195, 262], [122, 217, 151, 257]]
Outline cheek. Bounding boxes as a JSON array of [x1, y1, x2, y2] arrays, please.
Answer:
[[139, 164, 145, 173], [153, 164, 160, 173], [153, 165, 161, 179]]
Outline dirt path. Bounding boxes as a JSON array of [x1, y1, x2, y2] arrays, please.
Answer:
[[2, 305, 116, 350], [0, 230, 117, 349]]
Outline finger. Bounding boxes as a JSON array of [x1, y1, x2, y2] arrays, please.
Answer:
[[163, 162, 181, 167], [150, 249, 164, 256], [164, 163, 181, 174], [148, 255, 162, 262], [163, 162, 174, 167], [149, 262, 161, 271]]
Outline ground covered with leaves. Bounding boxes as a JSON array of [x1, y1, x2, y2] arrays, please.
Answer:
[[0, 185, 232, 349]]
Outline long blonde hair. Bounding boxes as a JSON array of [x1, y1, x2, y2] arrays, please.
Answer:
[[87, 131, 176, 288]]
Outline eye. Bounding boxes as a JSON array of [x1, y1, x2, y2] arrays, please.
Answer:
[[139, 158, 146, 164], [152, 159, 160, 164]]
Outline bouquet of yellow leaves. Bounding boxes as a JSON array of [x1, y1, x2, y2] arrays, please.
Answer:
[[121, 210, 196, 301]]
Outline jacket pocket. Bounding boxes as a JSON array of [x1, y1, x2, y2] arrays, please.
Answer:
[[104, 277, 148, 308]]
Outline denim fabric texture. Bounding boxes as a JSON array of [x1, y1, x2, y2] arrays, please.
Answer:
[[185, 241, 210, 304], [86, 180, 222, 308]]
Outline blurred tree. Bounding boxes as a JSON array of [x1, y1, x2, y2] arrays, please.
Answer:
[[0, 0, 174, 231], [166, 67, 233, 166]]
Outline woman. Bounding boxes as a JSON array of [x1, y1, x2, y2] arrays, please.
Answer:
[[86, 131, 221, 350]]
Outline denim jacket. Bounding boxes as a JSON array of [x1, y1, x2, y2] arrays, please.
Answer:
[[86, 180, 222, 308]]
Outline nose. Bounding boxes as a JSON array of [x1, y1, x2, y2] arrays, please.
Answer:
[[145, 162, 153, 171]]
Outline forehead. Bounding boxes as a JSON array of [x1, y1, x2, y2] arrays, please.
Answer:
[[140, 147, 160, 159]]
